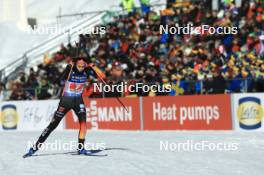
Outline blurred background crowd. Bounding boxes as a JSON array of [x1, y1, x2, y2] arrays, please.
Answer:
[[0, 0, 264, 101]]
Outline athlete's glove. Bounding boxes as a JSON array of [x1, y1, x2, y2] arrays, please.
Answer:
[[89, 63, 106, 79]]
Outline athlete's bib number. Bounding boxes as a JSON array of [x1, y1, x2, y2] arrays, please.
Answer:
[[68, 82, 84, 93]]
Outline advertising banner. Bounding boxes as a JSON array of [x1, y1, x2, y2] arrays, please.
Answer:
[[0, 100, 62, 131], [65, 97, 141, 130], [1, 94, 235, 131], [232, 93, 264, 131], [142, 95, 232, 130]]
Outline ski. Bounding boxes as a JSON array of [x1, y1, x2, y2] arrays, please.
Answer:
[[22, 150, 107, 158], [72, 153, 108, 157], [74, 149, 108, 157]]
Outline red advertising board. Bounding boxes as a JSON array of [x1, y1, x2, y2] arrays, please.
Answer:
[[65, 97, 140, 130], [142, 95, 232, 130], [65, 95, 232, 130]]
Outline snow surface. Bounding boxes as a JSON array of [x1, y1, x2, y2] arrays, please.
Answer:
[[0, 130, 263, 175]]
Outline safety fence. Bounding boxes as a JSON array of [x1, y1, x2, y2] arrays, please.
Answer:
[[1, 77, 263, 101], [0, 93, 263, 131]]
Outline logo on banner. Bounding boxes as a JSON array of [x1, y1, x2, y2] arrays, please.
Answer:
[[0, 104, 19, 130], [237, 97, 264, 130], [142, 95, 232, 130], [65, 98, 138, 130], [86, 101, 132, 129]]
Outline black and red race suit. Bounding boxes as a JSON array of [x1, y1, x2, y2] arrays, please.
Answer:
[[34, 63, 92, 150]]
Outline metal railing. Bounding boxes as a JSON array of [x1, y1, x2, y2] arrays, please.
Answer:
[[0, 0, 236, 83], [0, 0, 196, 83], [0, 12, 104, 83]]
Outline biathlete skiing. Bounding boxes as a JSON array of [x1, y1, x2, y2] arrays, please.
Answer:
[[23, 57, 104, 157]]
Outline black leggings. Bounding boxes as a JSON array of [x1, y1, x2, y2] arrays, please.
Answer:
[[34, 96, 87, 150]]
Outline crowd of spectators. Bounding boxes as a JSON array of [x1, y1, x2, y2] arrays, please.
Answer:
[[1, 0, 264, 101]]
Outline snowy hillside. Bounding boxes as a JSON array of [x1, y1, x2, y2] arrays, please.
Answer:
[[0, 0, 165, 70], [0, 0, 120, 70]]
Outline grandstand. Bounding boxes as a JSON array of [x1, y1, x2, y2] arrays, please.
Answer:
[[1, 0, 263, 101]]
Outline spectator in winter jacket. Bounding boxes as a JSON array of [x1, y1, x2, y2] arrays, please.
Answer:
[[121, 0, 135, 13]]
